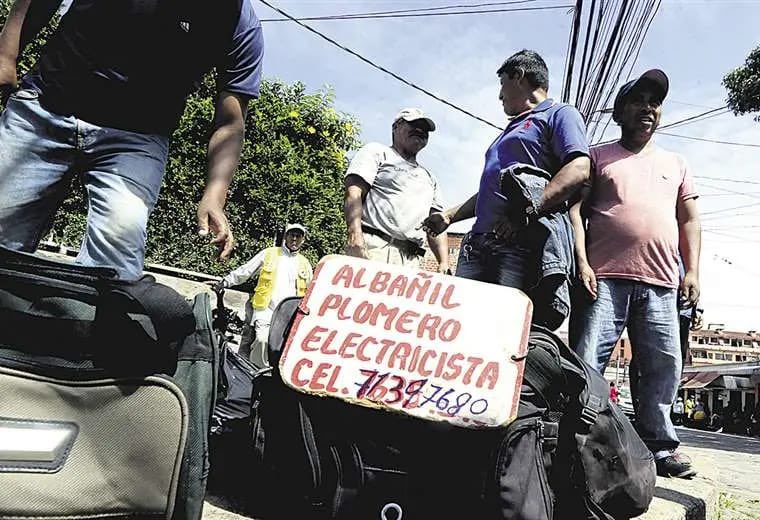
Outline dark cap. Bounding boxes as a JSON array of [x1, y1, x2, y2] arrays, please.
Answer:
[[612, 69, 669, 121]]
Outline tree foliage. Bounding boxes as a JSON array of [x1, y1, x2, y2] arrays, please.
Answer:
[[723, 45, 760, 122], [1, 1, 361, 275]]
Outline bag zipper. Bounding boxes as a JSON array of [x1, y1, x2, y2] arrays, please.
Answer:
[[535, 419, 554, 517]]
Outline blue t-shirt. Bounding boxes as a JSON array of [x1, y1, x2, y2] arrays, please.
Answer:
[[23, 0, 264, 135], [472, 99, 589, 233]]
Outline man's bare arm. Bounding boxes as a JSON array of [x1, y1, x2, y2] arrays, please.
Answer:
[[426, 208, 449, 273], [537, 155, 591, 213], [420, 192, 478, 236], [344, 174, 370, 258], [677, 197, 701, 305]]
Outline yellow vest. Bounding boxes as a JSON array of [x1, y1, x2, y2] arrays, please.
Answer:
[[251, 247, 311, 310]]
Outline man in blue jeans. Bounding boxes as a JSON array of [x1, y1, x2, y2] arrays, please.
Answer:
[[421, 50, 589, 293], [0, 0, 264, 279], [569, 70, 701, 478]]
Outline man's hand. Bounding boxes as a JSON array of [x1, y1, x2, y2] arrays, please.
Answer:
[[578, 262, 598, 299], [205, 279, 226, 294], [420, 212, 450, 236], [438, 263, 452, 275], [197, 193, 234, 261], [345, 232, 369, 259], [681, 271, 700, 306]]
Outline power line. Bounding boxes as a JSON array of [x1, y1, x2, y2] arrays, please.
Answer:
[[256, 0, 517, 130], [657, 131, 760, 148], [658, 106, 727, 130], [696, 176, 760, 186], [260, 3, 573, 22]]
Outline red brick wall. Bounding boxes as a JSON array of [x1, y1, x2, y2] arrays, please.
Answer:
[[421, 232, 465, 272]]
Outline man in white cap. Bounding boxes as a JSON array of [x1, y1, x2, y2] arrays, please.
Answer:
[[214, 223, 313, 366], [343, 108, 449, 271]]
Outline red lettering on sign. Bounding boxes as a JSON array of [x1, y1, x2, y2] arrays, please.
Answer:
[[417, 314, 441, 340], [408, 345, 422, 372], [337, 296, 353, 320], [388, 342, 411, 370], [352, 268, 368, 288], [332, 265, 354, 287], [370, 271, 391, 293], [309, 362, 333, 391], [388, 275, 408, 297], [439, 319, 462, 342], [443, 353, 464, 381], [477, 362, 500, 390], [462, 357, 484, 385], [326, 365, 341, 392], [405, 275, 431, 302], [301, 326, 328, 352], [353, 300, 373, 324], [419, 350, 436, 377], [338, 332, 362, 359], [320, 330, 338, 355], [374, 339, 395, 366], [395, 310, 419, 334], [357, 336, 377, 362], [291, 358, 313, 387], [441, 285, 462, 309], [318, 294, 342, 316], [369, 303, 398, 331], [434, 351, 448, 378]]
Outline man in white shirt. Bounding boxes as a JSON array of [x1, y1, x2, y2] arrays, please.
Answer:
[[214, 224, 313, 366], [343, 108, 449, 272]]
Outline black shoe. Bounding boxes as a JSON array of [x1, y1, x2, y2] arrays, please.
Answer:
[[656, 451, 697, 478]]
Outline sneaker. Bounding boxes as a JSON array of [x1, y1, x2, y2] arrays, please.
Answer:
[[655, 451, 697, 478]]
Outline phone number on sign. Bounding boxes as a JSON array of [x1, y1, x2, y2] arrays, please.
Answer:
[[353, 369, 489, 419]]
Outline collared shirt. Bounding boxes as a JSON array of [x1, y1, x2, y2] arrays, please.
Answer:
[[223, 246, 313, 312], [346, 142, 444, 245], [22, 0, 264, 135], [472, 99, 589, 234], [586, 141, 698, 289]]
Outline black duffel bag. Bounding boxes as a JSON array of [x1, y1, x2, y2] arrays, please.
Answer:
[[0, 247, 218, 520], [249, 299, 655, 520]]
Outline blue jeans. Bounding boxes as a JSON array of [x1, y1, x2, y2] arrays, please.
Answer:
[[573, 278, 681, 452], [0, 89, 169, 280], [455, 232, 535, 290]]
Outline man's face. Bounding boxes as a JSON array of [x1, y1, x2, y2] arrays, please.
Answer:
[[285, 230, 305, 251], [618, 85, 663, 137], [393, 119, 430, 154], [498, 72, 525, 116]]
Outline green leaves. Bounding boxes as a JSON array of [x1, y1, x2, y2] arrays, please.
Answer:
[[723, 46, 760, 122]]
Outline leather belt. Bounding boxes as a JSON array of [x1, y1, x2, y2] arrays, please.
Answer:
[[362, 225, 426, 257]]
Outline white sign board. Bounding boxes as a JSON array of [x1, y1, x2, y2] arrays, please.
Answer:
[[279, 255, 532, 429]]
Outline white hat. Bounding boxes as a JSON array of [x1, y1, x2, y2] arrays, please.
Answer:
[[285, 223, 307, 235], [394, 108, 436, 131]]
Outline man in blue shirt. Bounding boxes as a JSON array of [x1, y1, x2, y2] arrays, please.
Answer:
[[0, 0, 264, 279], [422, 50, 590, 291]]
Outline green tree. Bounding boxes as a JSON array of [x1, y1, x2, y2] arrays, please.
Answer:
[[723, 45, 760, 121], [1, 1, 361, 275]]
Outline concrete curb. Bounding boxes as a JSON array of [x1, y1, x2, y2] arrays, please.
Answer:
[[636, 448, 720, 520]]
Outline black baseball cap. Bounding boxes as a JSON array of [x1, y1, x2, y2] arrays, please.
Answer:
[[612, 69, 669, 121]]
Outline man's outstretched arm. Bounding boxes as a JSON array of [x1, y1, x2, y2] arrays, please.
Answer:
[[0, 0, 60, 94], [197, 90, 249, 261]]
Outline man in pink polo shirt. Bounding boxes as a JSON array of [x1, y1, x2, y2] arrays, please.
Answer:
[[570, 69, 701, 478]]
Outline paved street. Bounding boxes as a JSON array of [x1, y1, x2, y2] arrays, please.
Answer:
[[677, 427, 760, 519]]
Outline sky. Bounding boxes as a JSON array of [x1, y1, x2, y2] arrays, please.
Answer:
[[52, 0, 760, 330], [250, 0, 760, 331]]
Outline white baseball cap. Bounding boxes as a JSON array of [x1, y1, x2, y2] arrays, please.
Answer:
[[394, 108, 436, 131], [285, 223, 307, 235]]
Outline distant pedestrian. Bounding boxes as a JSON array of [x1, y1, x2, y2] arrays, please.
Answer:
[[672, 397, 685, 426], [343, 108, 449, 272], [569, 69, 701, 479], [214, 224, 312, 367], [609, 381, 620, 403]]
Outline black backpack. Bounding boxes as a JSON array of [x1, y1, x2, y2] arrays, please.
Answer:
[[493, 326, 657, 520], [248, 299, 655, 520]]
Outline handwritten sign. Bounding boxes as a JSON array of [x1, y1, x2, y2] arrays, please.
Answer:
[[279, 255, 532, 429]]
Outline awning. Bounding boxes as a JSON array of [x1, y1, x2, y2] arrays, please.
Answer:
[[715, 375, 754, 390], [681, 371, 720, 389]]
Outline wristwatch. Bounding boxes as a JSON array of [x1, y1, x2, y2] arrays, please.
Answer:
[[524, 204, 541, 224]]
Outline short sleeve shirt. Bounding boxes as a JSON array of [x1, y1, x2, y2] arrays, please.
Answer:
[[23, 0, 264, 135], [346, 142, 443, 246], [586, 141, 698, 288], [472, 100, 590, 233]]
